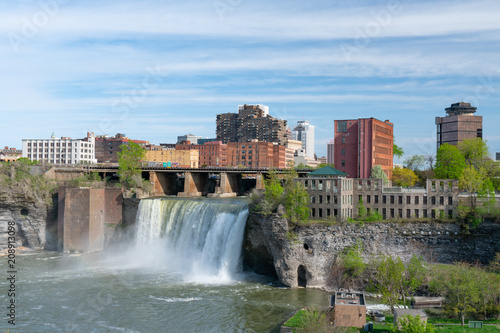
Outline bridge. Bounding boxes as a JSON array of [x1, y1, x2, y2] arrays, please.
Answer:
[[47, 165, 313, 197]]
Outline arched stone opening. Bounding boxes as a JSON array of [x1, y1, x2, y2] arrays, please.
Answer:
[[298, 265, 308, 288]]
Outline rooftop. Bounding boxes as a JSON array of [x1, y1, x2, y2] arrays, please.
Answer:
[[445, 102, 477, 116], [307, 165, 348, 177], [330, 292, 366, 306]]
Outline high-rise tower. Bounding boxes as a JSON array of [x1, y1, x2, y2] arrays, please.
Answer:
[[436, 102, 483, 150]]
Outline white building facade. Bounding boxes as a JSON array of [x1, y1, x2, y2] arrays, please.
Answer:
[[22, 132, 97, 165], [292, 120, 315, 159]]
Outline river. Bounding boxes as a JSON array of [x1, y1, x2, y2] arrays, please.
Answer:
[[2, 197, 330, 332]]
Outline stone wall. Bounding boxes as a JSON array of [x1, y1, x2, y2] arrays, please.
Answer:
[[243, 213, 500, 289]]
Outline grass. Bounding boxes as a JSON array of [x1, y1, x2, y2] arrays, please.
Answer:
[[283, 310, 307, 328], [371, 323, 500, 332]]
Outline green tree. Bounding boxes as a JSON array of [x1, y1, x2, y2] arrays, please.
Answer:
[[357, 197, 367, 219], [315, 163, 335, 169], [404, 155, 426, 172], [430, 262, 481, 326], [341, 241, 366, 277], [370, 255, 405, 313], [459, 166, 484, 211], [393, 142, 404, 159], [457, 138, 490, 169], [370, 165, 389, 186], [392, 166, 419, 187], [117, 141, 146, 189], [389, 315, 435, 333], [434, 144, 466, 179], [399, 255, 426, 308], [283, 168, 309, 224]]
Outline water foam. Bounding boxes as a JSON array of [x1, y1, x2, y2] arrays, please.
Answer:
[[135, 198, 249, 284]]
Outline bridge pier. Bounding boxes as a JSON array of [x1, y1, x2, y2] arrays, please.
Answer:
[[149, 171, 178, 196], [208, 172, 241, 198], [255, 173, 265, 190], [178, 172, 208, 197]]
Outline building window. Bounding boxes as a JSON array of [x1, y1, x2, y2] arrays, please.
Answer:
[[341, 160, 345, 167], [415, 196, 419, 205], [341, 137, 346, 143], [407, 196, 411, 204], [407, 209, 411, 218], [398, 196, 403, 204], [423, 210, 428, 218], [415, 209, 419, 218], [383, 195, 386, 204], [338, 121, 347, 133], [423, 196, 428, 205], [341, 148, 345, 155], [366, 195, 371, 203], [448, 197, 453, 205], [390, 196, 394, 204], [432, 197, 436, 205], [374, 195, 379, 204]]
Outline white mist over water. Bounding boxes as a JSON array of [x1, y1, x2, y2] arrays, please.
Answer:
[[134, 197, 249, 284]]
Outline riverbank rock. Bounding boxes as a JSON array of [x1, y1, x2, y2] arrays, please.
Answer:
[[0, 194, 57, 251], [243, 213, 500, 289]]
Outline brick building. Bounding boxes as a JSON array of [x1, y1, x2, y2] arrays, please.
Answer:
[[334, 118, 393, 179], [95, 133, 149, 163], [175, 141, 227, 167], [0, 147, 22, 162], [216, 104, 288, 145], [298, 167, 459, 221], [226, 141, 290, 168], [436, 102, 483, 150], [330, 292, 367, 329], [143, 145, 199, 168]]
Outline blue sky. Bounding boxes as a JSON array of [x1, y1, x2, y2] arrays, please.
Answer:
[[1, 0, 499, 160]]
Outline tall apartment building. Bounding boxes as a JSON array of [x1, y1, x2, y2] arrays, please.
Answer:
[[22, 132, 97, 164], [95, 133, 149, 163], [327, 139, 335, 164], [216, 104, 288, 145], [436, 102, 483, 150], [176, 141, 228, 167], [226, 141, 290, 168], [334, 118, 394, 179], [291, 120, 315, 159]]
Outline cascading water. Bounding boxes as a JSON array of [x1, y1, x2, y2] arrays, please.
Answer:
[[135, 197, 249, 283]]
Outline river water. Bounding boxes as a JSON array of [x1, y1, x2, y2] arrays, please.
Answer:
[[2, 198, 329, 332]]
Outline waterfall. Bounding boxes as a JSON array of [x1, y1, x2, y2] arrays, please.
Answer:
[[135, 197, 249, 283]]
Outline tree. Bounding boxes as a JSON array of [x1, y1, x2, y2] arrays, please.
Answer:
[[459, 166, 484, 211], [370, 255, 405, 313], [434, 144, 466, 179], [403, 155, 426, 172], [341, 240, 366, 278], [316, 163, 335, 169], [117, 141, 146, 188], [393, 143, 404, 159], [370, 255, 426, 313], [430, 262, 481, 326], [392, 166, 419, 187], [370, 165, 389, 186], [283, 168, 309, 224], [389, 315, 435, 333], [457, 138, 490, 169], [399, 255, 426, 308]]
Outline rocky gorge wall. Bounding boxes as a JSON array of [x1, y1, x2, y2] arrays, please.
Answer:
[[0, 195, 57, 252], [243, 213, 500, 289]]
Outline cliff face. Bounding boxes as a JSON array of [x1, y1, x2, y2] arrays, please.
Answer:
[[243, 213, 500, 289], [0, 195, 57, 251]]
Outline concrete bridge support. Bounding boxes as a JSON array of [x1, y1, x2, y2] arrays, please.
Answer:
[[255, 173, 265, 190], [208, 172, 241, 198], [149, 171, 178, 196], [178, 172, 209, 197]]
